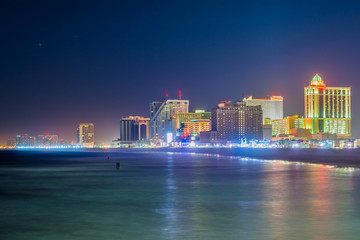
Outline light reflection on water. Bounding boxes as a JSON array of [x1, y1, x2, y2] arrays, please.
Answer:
[[0, 150, 360, 240]]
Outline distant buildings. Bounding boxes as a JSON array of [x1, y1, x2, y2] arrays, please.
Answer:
[[272, 115, 312, 135], [176, 110, 211, 140], [6, 137, 16, 147], [304, 74, 351, 138], [243, 95, 283, 123], [16, 134, 36, 147], [77, 123, 94, 147], [175, 110, 211, 129], [120, 116, 150, 142], [8, 133, 60, 147], [245, 104, 263, 140], [37, 133, 58, 146], [4, 72, 353, 148], [179, 119, 211, 140], [202, 101, 263, 142], [270, 74, 352, 140], [150, 99, 189, 143]]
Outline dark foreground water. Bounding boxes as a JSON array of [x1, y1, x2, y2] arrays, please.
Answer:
[[1, 150, 360, 240]]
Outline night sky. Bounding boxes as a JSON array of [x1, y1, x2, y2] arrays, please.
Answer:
[[1, 1, 360, 145]]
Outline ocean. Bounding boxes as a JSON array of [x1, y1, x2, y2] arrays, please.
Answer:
[[1, 149, 360, 240]]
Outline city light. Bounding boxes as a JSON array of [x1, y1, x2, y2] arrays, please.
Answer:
[[3, 74, 357, 150]]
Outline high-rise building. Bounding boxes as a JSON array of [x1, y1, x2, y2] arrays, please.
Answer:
[[210, 101, 263, 142], [16, 134, 36, 147], [77, 123, 95, 147], [180, 119, 211, 139], [120, 116, 150, 142], [304, 74, 351, 138], [150, 99, 189, 142], [37, 133, 59, 146], [175, 110, 211, 129], [211, 101, 246, 141], [246, 105, 264, 140], [243, 95, 283, 123]]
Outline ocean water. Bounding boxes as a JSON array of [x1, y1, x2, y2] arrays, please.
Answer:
[[1, 150, 360, 240]]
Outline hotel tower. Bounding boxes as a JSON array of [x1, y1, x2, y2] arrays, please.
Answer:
[[77, 123, 95, 147], [304, 74, 351, 138]]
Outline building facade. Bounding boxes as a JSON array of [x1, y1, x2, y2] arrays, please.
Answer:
[[119, 116, 150, 142], [77, 123, 95, 147], [243, 95, 284, 124], [16, 134, 36, 147], [37, 133, 59, 146], [150, 101, 163, 120], [210, 101, 263, 142], [175, 110, 211, 129], [150, 99, 189, 142], [304, 74, 351, 138], [180, 119, 211, 139], [272, 115, 313, 135], [246, 105, 264, 140]]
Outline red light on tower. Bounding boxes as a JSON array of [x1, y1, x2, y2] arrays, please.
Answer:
[[317, 85, 326, 90], [165, 93, 168, 97], [179, 91, 182, 99]]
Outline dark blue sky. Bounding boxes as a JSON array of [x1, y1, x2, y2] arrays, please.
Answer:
[[1, 1, 360, 144]]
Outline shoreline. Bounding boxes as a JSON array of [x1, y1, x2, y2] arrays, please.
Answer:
[[2, 147, 360, 169], [139, 147, 360, 168]]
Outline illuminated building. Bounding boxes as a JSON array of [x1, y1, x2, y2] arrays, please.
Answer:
[[304, 74, 351, 138], [271, 115, 312, 135], [37, 133, 59, 146], [120, 116, 150, 142], [150, 99, 189, 142], [16, 134, 36, 147], [246, 104, 264, 140], [180, 119, 211, 139], [243, 95, 283, 123], [6, 137, 16, 147], [209, 101, 262, 142], [77, 123, 94, 147], [175, 110, 211, 129]]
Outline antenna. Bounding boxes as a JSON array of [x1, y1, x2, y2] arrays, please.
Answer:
[[179, 91, 182, 100]]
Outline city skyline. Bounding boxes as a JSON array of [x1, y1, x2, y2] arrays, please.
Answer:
[[1, 73, 353, 146], [1, 1, 360, 145]]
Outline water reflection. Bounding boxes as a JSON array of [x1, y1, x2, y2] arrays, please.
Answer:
[[1, 151, 360, 240], [160, 152, 360, 239]]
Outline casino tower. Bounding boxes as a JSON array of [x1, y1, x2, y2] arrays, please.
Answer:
[[304, 74, 351, 138]]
